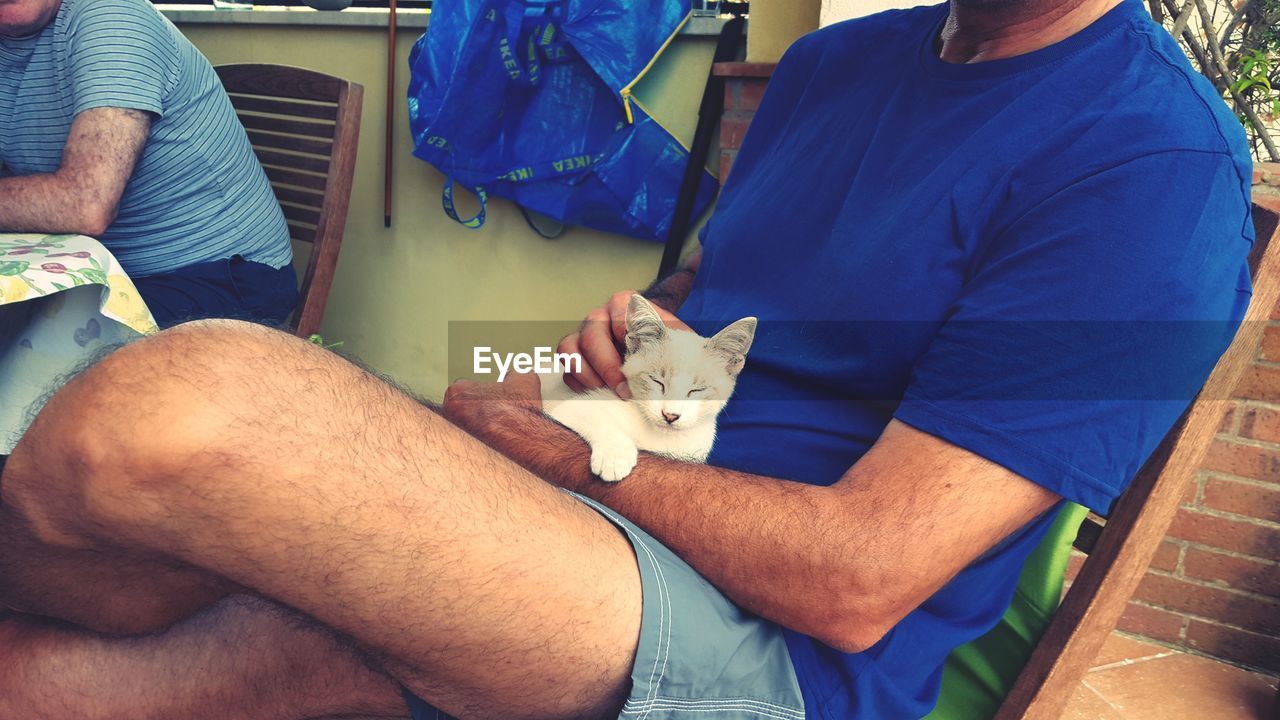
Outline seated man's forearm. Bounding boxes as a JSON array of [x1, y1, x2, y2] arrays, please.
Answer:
[[0, 173, 110, 236], [465, 399, 1059, 655], [460, 397, 886, 651], [0, 107, 150, 237]]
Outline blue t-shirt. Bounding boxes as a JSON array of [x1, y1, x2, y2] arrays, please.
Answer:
[[678, 2, 1254, 718], [0, 0, 291, 277]]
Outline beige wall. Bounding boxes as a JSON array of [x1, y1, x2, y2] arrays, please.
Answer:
[[179, 23, 716, 398], [820, 0, 922, 26], [746, 0, 821, 62]]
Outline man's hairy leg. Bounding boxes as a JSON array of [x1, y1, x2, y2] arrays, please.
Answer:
[[0, 348, 242, 634], [0, 596, 407, 720], [0, 319, 641, 720], [0, 513, 241, 635]]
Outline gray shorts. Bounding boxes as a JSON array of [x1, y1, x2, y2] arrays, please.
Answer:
[[403, 490, 806, 720]]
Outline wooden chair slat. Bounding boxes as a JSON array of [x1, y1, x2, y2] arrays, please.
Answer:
[[287, 222, 317, 244], [292, 80, 363, 339], [216, 63, 347, 102], [246, 130, 333, 157], [228, 93, 339, 122], [217, 63, 363, 338], [995, 201, 1280, 719], [237, 113, 336, 140], [262, 165, 329, 193], [271, 185, 325, 210], [280, 202, 322, 227], [254, 147, 332, 176]]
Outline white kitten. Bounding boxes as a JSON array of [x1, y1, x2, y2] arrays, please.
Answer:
[[540, 295, 756, 481]]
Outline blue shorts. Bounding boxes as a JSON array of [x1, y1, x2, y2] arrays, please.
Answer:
[[403, 491, 806, 720], [131, 255, 299, 328]]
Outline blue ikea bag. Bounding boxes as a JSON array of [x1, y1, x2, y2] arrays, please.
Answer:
[[407, 0, 718, 240]]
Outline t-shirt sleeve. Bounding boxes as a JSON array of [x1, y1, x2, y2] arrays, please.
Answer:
[[893, 150, 1254, 514], [64, 0, 179, 117]]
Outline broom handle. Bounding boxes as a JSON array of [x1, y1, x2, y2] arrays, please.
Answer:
[[384, 0, 397, 228]]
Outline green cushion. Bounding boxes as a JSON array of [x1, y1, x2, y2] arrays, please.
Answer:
[[925, 503, 1088, 720]]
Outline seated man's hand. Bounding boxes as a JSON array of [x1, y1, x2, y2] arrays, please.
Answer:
[[442, 372, 542, 440], [557, 290, 689, 398]]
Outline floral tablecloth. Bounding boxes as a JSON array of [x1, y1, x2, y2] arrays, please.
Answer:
[[0, 234, 157, 453]]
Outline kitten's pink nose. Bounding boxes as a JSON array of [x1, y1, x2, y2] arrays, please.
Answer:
[[662, 411, 681, 424]]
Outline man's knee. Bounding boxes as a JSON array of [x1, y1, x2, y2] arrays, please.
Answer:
[[8, 320, 310, 542]]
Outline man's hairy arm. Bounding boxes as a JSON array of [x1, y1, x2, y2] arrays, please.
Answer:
[[0, 107, 150, 236], [644, 249, 701, 313], [445, 385, 1059, 653]]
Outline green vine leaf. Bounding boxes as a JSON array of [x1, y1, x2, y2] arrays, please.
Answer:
[[0, 260, 29, 276]]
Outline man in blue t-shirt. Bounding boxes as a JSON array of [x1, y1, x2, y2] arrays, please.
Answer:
[[0, 0, 297, 325], [0, 1, 1254, 719]]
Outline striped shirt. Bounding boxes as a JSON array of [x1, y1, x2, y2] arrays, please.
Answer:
[[0, 0, 291, 277]]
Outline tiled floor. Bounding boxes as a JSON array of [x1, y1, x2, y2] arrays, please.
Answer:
[[1064, 632, 1278, 720]]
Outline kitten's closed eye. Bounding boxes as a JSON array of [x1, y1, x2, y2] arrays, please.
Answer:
[[687, 387, 707, 396], [649, 375, 665, 391]]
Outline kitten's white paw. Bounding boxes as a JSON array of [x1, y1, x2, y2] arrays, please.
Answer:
[[590, 439, 639, 482]]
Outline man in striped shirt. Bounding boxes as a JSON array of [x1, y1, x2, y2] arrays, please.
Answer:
[[0, 0, 298, 326]]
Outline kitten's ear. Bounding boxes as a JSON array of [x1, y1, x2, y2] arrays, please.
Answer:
[[625, 294, 667, 354], [709, 316, 757, 375]]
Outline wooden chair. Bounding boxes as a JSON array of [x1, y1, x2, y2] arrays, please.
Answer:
[[214, 63, 364, 339], [994, 199, 1280, 719]]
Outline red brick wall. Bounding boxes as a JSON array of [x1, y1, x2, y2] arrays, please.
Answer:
[[715, 62, 1280, 674], [715, 62, 774, 185]]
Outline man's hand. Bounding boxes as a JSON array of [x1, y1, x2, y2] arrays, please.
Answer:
[[556, 249, 701, 398], [0, 107, 150, 236], [441, 373, 543, 442], [557, 290, 690, 398]]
